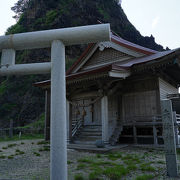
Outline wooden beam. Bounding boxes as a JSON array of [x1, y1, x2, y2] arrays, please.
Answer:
[[133, 125, 137, 144]]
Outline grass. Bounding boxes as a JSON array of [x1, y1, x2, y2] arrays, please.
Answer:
[[103, 165, 129, 179], [67, 160, 73, 165], [74, 150, 159, 180], [18, 151, 25, 155], [92, 160, 116, 167], [176, 148, 180, 154], [157, 160, 165, 164], [2, 146, 8, 149], [74, 173, 84, 180], [37, 140, 49, 145], [0, 155, 6, 159], [96, 154, 102, 158], [127, 164, 137, 170], [76, 163, 86, 170], [89, 171, 102, 180], [1, 143, 18, 150], [107, 152, 122, 160], [39, 146, 50, 152], [7, 155, 14, 159], [77, 158, 94, 164], [33, 152, 40, 156], [140, 163, 156, 172], [15, 149, 21, 152], [135, 174, 154, 180], [7, 143, 17, 148], [15, 149, 25, 155], [0, 134, 44, 142]]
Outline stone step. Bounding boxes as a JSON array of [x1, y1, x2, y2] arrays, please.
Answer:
[[73, 140, 96, 145], [81, 128, 101, 133], [74, 136, 101, 141], [81, 130, 101, 133], [83, 125, 102, 129], [77, 135, 101, 139], [80, 131, 102, 136]]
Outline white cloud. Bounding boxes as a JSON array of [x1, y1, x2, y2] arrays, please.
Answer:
[[152, 16, 160, 29]]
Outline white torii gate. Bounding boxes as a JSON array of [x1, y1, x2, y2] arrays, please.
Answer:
[[0, 24, 110, 180]]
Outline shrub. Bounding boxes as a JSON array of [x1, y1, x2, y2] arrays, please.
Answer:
[[67, 160, 73, 164], [140, 163, 156, 172], [96, 154, 102, 158], [127, 164, 137, 171], [2, 146, 8, 150], [37, 140, 49, 145], [8, 155, 14, 159], [8, 143, 17, 148], [33, 152, 40, 156], [135, 174, 154, 180], [89, 171, 102, 180], [0, 155, 6, 159], [103, 165, 128, 179], [77, 158, 93, 164], [107, 152, 122, 160], [74, 174, 84, 180], [76, 163, 86, 170]]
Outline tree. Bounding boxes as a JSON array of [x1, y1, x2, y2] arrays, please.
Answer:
[[11, 0, 31, 20]]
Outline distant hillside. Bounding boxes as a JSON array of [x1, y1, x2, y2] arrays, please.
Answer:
[[0, 0, 164, 127]]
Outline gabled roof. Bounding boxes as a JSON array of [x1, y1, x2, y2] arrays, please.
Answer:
[[113, 48, 180, 69], [34, 34, 180, 88], [111, 34, 158, 55], [67, 34, 158, 75]]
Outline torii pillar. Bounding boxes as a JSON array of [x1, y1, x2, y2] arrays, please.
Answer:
[[0, 24, 110, 180]]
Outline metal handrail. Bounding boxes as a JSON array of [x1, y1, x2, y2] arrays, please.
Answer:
[[72, 118, 83, 137]]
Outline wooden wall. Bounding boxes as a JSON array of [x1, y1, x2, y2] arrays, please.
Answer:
[[159, 78, 178, 100], [121, 77, 160, 123]]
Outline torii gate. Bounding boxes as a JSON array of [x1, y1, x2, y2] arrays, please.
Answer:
[[0, 24, 110, 180]]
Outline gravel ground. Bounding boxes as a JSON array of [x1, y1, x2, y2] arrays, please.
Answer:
[[0, 139, 180, 180]]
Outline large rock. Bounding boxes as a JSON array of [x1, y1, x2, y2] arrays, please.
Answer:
[[95, 140, 105, 148]]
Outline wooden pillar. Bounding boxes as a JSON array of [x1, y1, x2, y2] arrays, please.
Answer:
[[66, 100, 72, 143], [45, 89, 50, 141], [153, 117, 158, 146], [153, 126, 158, 146], [101, 96, 109, 143], [133, 125, 137, 144]]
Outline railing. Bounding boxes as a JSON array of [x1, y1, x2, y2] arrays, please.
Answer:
[[72, 117, 83, 137], [122, 115, 162, 126], [176, 114, 180, 125], [0, 127, 43, 139]]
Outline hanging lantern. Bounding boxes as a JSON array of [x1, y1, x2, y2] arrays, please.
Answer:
[[82, 108, 86, 116]]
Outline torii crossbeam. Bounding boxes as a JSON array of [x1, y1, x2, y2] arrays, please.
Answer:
[[0, 24, 110, 180]]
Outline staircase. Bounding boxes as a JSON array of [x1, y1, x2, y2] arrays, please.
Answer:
[[73, 125, 102, 145], [109, 125, 123, 145]]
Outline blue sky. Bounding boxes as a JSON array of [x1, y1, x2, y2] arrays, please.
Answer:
[[121, 0, 180, 49], [0, 0, 180, 49]]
